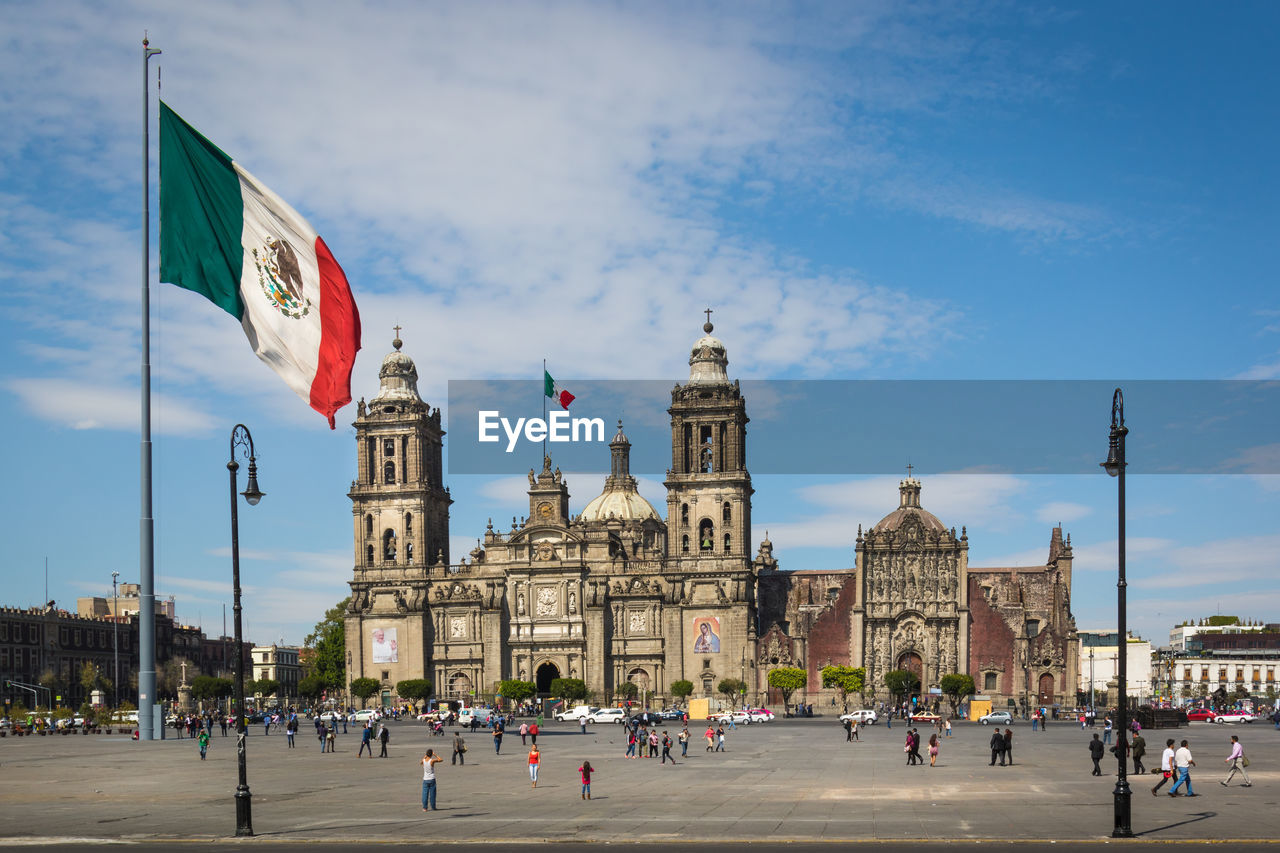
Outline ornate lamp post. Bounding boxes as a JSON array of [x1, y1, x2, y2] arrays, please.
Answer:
[[228, 424, 264, 837], [1101, 388, 1132, 838]]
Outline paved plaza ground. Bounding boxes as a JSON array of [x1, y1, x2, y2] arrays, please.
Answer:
[[1, 716, 1277, 844]]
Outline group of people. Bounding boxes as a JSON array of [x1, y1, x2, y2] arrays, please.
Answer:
[[988, 727, 1014, 766], [903, 728, 942, 766]]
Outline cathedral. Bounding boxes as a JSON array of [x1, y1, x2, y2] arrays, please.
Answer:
[[344, 321, 1078, 713]]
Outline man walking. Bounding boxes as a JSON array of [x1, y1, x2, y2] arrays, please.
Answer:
[[1131, 731, 1146, 776], [990, 728, 1006, 766], [1221, 735, 1252, 787], [1152, 738, 1177, 796], [1002, 728, 1013, 766], [844, 718, 853, 742], [678, 727, 689, 757], [358, 722, 374, 758], [378, 722, 390, 757], [451, 731, 466, 765], [661, 731, 674, 764], [1089, 732, 1105, 775], [1168, 739, 1197, 797]]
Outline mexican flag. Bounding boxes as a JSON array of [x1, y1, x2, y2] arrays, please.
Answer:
[[544, 369, 574, 410], [158, 102, 361, 428]]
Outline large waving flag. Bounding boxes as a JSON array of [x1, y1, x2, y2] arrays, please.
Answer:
[[159, 102, 361, 428], [543, 369, 574, 410]]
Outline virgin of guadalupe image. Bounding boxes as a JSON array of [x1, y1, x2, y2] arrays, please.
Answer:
[[693, 620, 720, 653]]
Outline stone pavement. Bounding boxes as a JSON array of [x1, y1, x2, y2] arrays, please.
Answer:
[[1, 717, 1277, 842]]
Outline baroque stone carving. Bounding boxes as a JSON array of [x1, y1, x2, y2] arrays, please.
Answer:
[[536, 587, 558, 616], [629, 611, 647, 633], [449, 617, 466, 639]]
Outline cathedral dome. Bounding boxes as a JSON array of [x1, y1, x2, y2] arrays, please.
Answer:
[[370, 332, 422, 405], [688, 316, 729, 384], [872, 477, 947, 534], [579, 420, 661, 522]]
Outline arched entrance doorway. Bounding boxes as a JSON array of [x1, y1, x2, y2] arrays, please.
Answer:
[[897, 652, 924, 703], [536, 661, 560, 695], [1038, 673, 1056, 706]]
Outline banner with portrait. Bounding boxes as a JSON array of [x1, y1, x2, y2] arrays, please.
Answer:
[[692, 616, 721, 653], [371, 626, 398, 663]]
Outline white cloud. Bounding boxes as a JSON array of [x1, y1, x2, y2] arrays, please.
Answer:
[[1034, 501, 1092, 525]]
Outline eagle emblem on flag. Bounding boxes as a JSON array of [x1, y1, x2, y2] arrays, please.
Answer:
[[252, 237, 312, 319]]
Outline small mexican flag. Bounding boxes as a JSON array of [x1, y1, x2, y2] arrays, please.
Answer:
[[158, 102, 361, 428], [544, 369, 574, 410]]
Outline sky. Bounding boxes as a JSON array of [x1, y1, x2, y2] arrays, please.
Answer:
[[2, 1, 1278, 660]]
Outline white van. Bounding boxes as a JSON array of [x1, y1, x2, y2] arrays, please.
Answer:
[[554, 705, 597, 722], [839, 709, 879, 725]]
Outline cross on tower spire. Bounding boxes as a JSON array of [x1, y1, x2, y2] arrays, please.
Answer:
[[392, 325, 403, 351], [703, 307, 714, 333], [906, 462, 913, 479]]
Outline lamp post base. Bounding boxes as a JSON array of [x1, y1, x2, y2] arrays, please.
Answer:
[[1112, 779, 1133, 838], [235, 785, 254, 837]]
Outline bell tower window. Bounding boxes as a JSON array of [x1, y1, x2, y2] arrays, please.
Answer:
[[366, 544, 374, 565], [384, 439, 395, 456], [723, 533, 731, 552], [681, 503, 689, 526], [722, 502, 731, 523], [682, 535, 689, 554], [699, 519, 714, 551], [383, 529, 397, 562], [700, 425, 714, 473], [383, 461, 395, 484], [365, 514, 373, 536], [405, 513, 413, 536]]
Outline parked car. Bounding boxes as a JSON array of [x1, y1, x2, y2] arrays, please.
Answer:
[[839, 709, 878, 725], [1214, 711, 1259, 724], [590, 708, 627, 724], [709, 710, 752, 725], [1185, 709, 1217, 722], [746, 708, 776, 722], [980, 710, 1013, 725], [660, 708, 685, 720], [909, 711, 942, 724], [351, 709, 379, 723]]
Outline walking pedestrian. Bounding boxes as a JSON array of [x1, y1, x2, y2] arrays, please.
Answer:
[[1131, 731, 1146, 775], [679, 727, 689, 757], [705, 725, 715, 751], [325, 726, 336, 752], [285, 717, 296, 748], [1221, 735, 1252, 787], [852, 719, 860, 741], [648, 729, 660, 759], [529, 721, 539, 746], [421, 748, 442, 811], [579, 760, 594, 800], [661, 731, 674, 764], [379, 722, 390, 757], [715, 725, 726, 752], [991, 728, 1006, 766], [528, 744, 541, 788], [220, 715, 228, 737], [520, 721, 529, 745], [450, 731, 466, 765], [493, 722, 504, 754], [358, 723, 374, 757], [625, 728, 637, 758], [844, 718, 853, 742], [944, 718, 952, 738], [928, 733, 939, 767], [1168, 739, 1197, 797], [1002, 728, 1013, 766], [197, 728, 210, 760], [1103, 717, 1113, 746], [580, 716, 588, 735], [905, 730, 916, 765], [1089, 733, 1105, 775], [1152, 738, 1177, 796]]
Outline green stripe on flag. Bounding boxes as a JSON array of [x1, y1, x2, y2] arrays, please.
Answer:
[[544, 370, 555, 398], [159, 102, 246, 318]]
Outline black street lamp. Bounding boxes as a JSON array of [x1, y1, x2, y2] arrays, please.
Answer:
[[1101, 388, 1132, 838], [228, 424, 264, 837]]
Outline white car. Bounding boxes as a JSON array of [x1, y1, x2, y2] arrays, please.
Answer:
[[1214, 711, 1259, 724], [710, 710, 751, 725], [554, 705, 598, 722], [319, 711, 344, 723], [747, 708, 775, 722], [351, 709, 379, 722], [839, 709, 878, 725], [589, 708, 626, 724]]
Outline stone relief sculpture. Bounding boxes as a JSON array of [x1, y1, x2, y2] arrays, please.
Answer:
[[568, 590, 577, 614], [535, 587, 557, 616], [629, 611, 646, 633], [517, 593, 526, 615]]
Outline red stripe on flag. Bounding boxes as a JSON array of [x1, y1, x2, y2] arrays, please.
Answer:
[[310, 236, 362, 429], [558, 390, 575, 409]]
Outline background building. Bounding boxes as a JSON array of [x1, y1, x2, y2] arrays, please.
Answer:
[[251, 644, 301, 703], [1078, 630, 1152, 706]]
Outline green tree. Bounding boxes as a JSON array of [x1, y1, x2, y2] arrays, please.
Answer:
[[939, 673, 976, 717], [550, 678, 589, 703], [350, 677, 380, 707], [717, 678, 748, 707], [305, 597, 349, 689], [497, 679, 537, 705], [767, 667, 807, 716], [190, 676, 233, 703], [396, 679, 433, 705], [670, 680, 694, 703], [617, 682, 639, 701], [38, 669, 60, 708], [79, 662, 106, 697], [820, 665, 865, 714], [883, 669, 921, 705], [253, 678, 280, 700], [296, 674, 327, 704]]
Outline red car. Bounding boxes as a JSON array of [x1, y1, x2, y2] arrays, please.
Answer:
[[1185, 709, 1216, 722]]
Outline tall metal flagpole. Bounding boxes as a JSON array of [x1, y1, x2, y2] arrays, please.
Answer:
[[139, 33, 162, 741], [542, 359, 548, 460]]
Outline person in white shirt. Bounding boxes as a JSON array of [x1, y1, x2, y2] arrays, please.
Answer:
[[1151, 738, 1177, 796], [1168, 739, 1197, 797], [1221, 735, 1252, 787]]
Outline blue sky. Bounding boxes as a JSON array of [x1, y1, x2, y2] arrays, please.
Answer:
[[2, 1, 1278, 651]]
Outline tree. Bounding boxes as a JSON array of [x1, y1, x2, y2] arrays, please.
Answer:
[[38, 668, 60, 708], [939, 674, 976, 717], [617, 682, 639, 701], [305, 597, 349, 690], [883, 669, 920, 706], [253, 678, 280, 700], [296, 674, 327, 704], [820, 665, 865, 713], [550, 678, 589, 704], [190, 676, 233, 703], [350, 677, 380, 707], [79, 662, 106, 697], [767, 667, 807, 716], [396, 679, 433, 705], [670, 680, 694, 703], [717, 678, 748, 707], [497, 680, 536, 706]]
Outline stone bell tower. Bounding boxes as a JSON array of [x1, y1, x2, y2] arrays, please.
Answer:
[[345, 331, 452, 697]]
